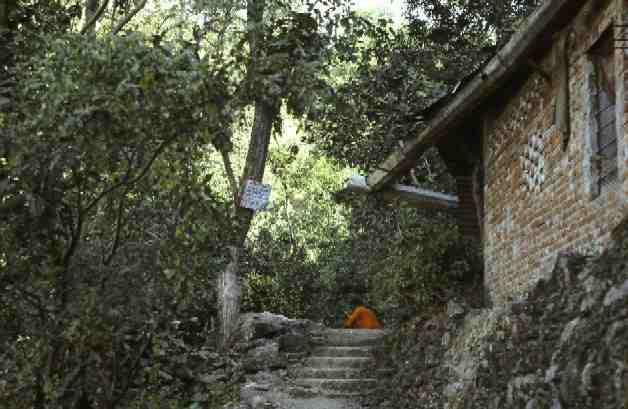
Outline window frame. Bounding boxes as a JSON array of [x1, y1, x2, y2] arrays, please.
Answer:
[[584, 26, 621, 199]]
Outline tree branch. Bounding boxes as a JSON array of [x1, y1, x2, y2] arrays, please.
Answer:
[[219, 148, 240, 204], [80, 0, 109, 34], [103, 190, 127, 266], [111, 0, 148, 35], [84, 136, 175, 215]]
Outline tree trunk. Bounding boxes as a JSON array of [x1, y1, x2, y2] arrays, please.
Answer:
[[218, 246, 241, 348], [82, 0, 99, 33], [85, 0, 99, 24], [217, 90, 278, 347]]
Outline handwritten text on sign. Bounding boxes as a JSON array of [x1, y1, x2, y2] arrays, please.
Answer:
[[240, 180, 271, 210]]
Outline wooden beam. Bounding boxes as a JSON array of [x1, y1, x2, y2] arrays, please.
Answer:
[[336, 175, 459, 211], [365, 0, 587, 191]]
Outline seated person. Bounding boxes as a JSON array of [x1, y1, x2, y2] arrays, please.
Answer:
[[344, 304, 382, 329]]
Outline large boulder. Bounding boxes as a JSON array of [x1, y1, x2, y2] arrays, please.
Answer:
[[232, 312, 324, 409], [238, 312, 298, 342]]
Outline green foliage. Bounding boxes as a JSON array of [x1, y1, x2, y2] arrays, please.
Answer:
[[406, 0, 541, 82], [365, 208, 478, 319], [306, 16, 448, 171], [17, 32, 219, 146], [242, 270, 306, 317], [1, 31, 234, 408], [241, 145, 351, 322]]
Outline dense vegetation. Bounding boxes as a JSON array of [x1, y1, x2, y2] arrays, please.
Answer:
[[0, 0, 539, 407]]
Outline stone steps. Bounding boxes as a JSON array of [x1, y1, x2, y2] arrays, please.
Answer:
[[304, 356, 371, 369], [312, 346, 373, 357], [291, 366, 394, 379], [295, 378, 378, 393], [290, 367, 364, 379], [288, 329, 388, 399], [286, 386, 362, 399], [316, 329, 387, 346]]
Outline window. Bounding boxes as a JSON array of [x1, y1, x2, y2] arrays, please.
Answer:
[[590, 30, 618, 193]]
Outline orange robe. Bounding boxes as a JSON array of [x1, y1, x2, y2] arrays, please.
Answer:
[[344, 305, 382, 329]]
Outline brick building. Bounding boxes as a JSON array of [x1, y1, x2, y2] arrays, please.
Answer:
[[343, 0, 628, 305]]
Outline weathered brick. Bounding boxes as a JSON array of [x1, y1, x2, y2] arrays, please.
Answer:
[[482, 0, 626, 305]]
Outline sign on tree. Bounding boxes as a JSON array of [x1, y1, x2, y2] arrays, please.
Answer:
[[240, 179, 271, 210]]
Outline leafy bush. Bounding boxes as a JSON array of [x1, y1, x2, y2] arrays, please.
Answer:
[[365, 209, 479, 321], [1, 32, 233, 408]]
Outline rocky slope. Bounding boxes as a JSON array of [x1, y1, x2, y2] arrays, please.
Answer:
[[368, 218, 628, 409]]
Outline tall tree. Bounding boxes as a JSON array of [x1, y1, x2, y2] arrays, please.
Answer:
[[216, 0, 280, 348], [214, 0, 349, 347]]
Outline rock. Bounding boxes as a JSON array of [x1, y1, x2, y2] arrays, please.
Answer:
[[240, 382, 270, 409], [603, 279, 628, 307], [447, 300, 466, 319], [444, 382, 463, 399], [544, 364, 559, 383], [430, 224, 628, 409], [239, 312, 297, 342], [525, 398, 540, 409], [242, 342, 286, 373], [278, 333, 310, 353], [558, 318, 581, 346], [550, 398, 562, 409], [507, 374, 538, 404], [191, 392, 209, 402], [442, 331, 451, 347], [198, 371, 228, 384], [579, 362, 594, 396], [248, 395, 268, 409]]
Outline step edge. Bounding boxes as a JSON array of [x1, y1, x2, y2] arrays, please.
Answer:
[[296, 378, 379, 382]]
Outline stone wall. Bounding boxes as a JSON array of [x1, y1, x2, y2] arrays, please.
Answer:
[[482, 0, 628, 305]]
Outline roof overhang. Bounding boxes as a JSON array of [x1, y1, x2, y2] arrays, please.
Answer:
[[335, 175, 459, 211], [365, 0, 587, 191]]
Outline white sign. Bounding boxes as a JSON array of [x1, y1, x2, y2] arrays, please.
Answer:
[[240, 180, 271, 210]]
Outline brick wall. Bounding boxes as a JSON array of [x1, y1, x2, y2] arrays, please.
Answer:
[[482, 0, 628, 305]]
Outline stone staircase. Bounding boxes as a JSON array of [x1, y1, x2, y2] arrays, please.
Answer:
[[288, 329, 387, 399]]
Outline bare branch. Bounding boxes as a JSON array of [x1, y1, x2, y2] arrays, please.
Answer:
[[112, 0, 148, 35], [80, 0, 110, 34]]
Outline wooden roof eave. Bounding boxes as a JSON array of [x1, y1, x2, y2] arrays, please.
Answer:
[[365, 0, 587, 191], [336, 175, 459, 211]]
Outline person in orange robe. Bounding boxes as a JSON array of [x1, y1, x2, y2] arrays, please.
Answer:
[[343, 305, 383, 329]]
